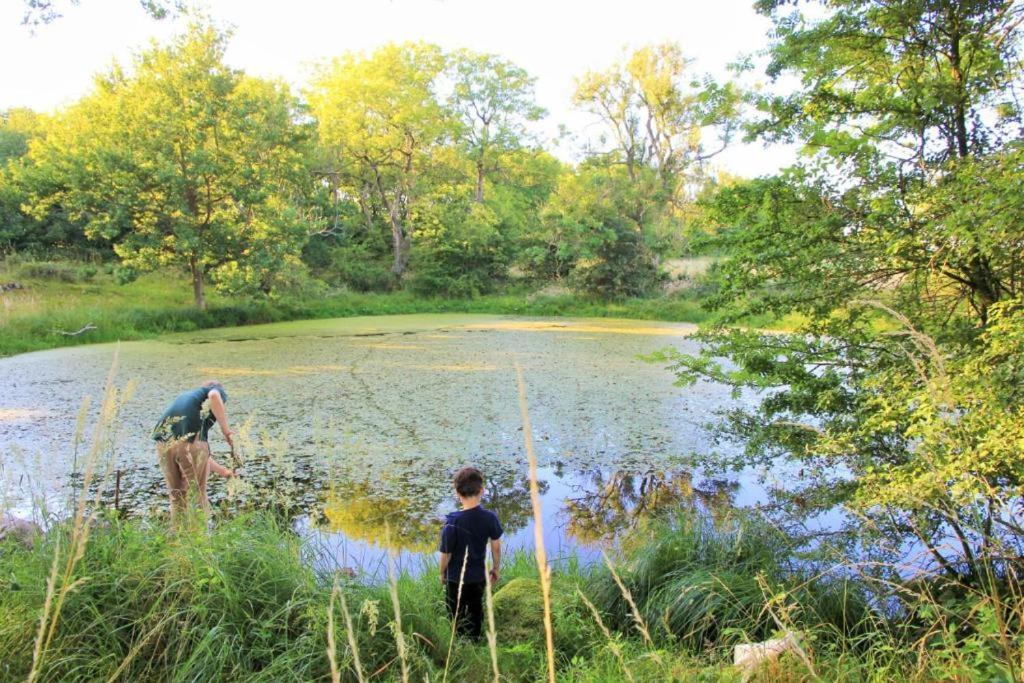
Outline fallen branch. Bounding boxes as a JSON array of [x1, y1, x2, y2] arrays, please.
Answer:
[[55, 323, 97, 337]]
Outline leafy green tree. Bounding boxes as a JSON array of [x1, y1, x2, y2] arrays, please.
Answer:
[[0, 108, 90, 252], [24, 24, 313, 307], [540, 164, 664, 298], [0, 109, 42, 163], [538, 44, 740, 296], [307, 43, 452, 281], [447, 49, 545, 203], [574, 43, 741, 213], [664, 0, 1024, 579]]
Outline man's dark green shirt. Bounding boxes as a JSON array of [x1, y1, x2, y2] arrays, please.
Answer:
[[152, 383, 228, 442]]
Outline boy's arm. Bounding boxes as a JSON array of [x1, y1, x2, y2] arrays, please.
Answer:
[[439, 552, 451, 584], [489, 539, 501, 584]]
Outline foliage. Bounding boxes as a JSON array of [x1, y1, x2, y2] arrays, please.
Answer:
[[492, 578, 546, 644], [538, 165, 664, 298], [308, 43, 452, 281], [409, 196, 511, 297], [521, 44, 742, 297], [20, 23, 314, 309], [588, 512, 871, 651], [0, 109, 88, 252], [322, 242, 397, 293], [661, 0, 1024, 583], [447, 49, 545, 203], [19, 0, 184, 27], [573, 43, 741, 211]]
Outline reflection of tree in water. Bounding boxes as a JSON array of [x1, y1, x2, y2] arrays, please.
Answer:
[[322, 481, 439, 552], [565, 468, 738, 544], [320, 468, 545, 551], [481, 469, 547, 537]]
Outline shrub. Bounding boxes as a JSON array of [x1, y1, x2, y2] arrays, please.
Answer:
[[15, 261, 81, 283], [327, 243, 396, 292]]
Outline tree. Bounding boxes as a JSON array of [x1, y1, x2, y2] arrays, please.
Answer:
[[447, 50, 545, 203], [539, 164, 664, 298], [573, 43, 741, 212], [542, 44, 741, 295], [0, 108, 89, 252], [307, 43, 452, 280], [24, 24, 313, 308], [20, 0, 184, 27], [0, 109, 42, 163], [664, 0, 1024, 579]]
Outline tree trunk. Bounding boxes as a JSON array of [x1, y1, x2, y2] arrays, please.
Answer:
[[475, 159, 485, 203], [371, 164, 410, 279], [948, 11, 970, 159], [389, 218, 410, 278], [190, 256, 207, 311]]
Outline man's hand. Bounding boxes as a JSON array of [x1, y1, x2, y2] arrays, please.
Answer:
[[488, 568, 500, 585]]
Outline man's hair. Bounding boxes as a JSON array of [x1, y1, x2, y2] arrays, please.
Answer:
[[453, 467, 485, 497]]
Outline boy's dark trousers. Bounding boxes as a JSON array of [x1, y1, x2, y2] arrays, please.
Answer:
[[445, 580, 485, 640]]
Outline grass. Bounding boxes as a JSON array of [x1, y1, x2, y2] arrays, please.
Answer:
[[0, 259, 726, 358], [6, 506, 1006, 682]]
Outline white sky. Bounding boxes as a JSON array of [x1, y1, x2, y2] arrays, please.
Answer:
[[0, 0, 798, 176]]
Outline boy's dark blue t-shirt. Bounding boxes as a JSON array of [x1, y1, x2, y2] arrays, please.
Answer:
[[439, 506, 503, 584]]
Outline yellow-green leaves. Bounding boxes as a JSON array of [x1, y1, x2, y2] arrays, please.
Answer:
[[20, 23, 313, 308]]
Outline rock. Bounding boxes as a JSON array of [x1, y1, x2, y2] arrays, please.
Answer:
[[733, 631, 801, 679], [0, 514, 42, 548], [491, 577, 544, 644]]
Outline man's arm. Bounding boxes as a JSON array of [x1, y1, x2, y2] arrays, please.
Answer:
[[489, 539, 501, 585], [207, 389, 234, 447], [208, 457, 236, 479], [439, 552, 451, 583]]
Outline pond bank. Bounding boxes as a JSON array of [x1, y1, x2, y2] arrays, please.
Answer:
[[0, 279, 719, 357], [1, 508, 938, 682]]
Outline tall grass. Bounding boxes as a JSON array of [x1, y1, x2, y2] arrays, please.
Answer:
[[5, 505, 1021, 681], [514, 360, 557, 683]]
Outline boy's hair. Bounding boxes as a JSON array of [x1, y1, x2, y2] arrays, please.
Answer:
[[453, 467, 485, 497]]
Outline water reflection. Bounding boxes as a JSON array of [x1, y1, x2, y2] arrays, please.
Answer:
[[323, 482, 437, 552], [565, 469, 738, 544], [320, 470, 545, 553]]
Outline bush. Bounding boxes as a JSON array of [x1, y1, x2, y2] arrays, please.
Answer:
[[15, 261, 81, 283], [326, 243, 396, 292], [587, 511, 872, 651], [493, 577, 545, 644], [408, 203, 511, 298]]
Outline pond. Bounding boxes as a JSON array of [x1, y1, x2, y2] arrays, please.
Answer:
[[0, 314, 766, 576]]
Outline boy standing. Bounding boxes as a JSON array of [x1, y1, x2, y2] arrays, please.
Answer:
[[439, 467, 503, 640]]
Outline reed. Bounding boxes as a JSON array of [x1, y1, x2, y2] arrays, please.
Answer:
[[515, 359, 557, 683], [442, 547, 470, 683], [337, 578, 366, 683], [386, 547, 410, 683], [483, 567, 500, 683], [577, 588, 635, 683], [327, 576, 342, 683]]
